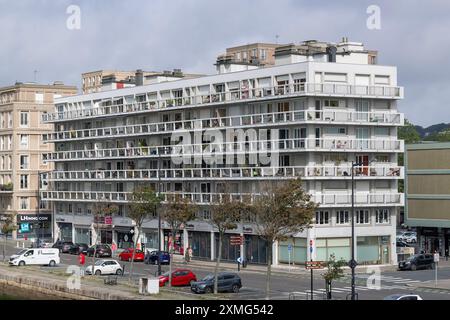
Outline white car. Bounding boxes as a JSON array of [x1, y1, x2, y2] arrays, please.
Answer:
[[384, 294, 423, 300], [85, 259, 123, 276], [401, 232, 417, 243]]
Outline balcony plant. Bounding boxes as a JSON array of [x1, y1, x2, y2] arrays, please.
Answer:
[[3, 182, 13, 191], [166, 99, 174, 107]]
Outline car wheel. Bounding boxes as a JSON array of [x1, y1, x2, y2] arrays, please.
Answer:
[[95, 270, 101, 276], [232, 284, 240, 293], [205, 287, 213, 294], [18, 261, 25, 266], [116, 269, 123, 276], [411, 264, 417, 271], [49, 260, 56, 267]]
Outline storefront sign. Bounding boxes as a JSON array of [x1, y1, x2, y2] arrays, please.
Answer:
[[305, 261, 324, 270], [17, 214, 52, 222]]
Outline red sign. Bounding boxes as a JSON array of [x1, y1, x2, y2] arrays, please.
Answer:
[[104, 216, 112, 225], [230, 235, 243, 246], [305, 261, 324, 270]]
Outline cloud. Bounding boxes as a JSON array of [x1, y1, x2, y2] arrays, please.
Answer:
[[0, 0, 448, 126]]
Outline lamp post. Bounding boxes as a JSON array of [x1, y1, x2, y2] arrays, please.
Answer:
[[37, 170, 52, 246], [157, 150, 162, 276]]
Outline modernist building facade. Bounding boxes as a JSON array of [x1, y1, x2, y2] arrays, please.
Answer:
[[405, 142, 450, 256], [42, 39, 404, 266], [0, 82, 77, 240]]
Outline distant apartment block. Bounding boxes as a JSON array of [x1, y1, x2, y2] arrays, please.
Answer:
[[42, 38, 404, 266], [405, 142, 450, 255], [0, 82, 77, 240]]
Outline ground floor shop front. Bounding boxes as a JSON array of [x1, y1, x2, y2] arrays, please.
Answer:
[[416, 227, 450, 256]]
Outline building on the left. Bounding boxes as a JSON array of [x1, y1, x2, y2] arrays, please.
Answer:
[[0, 82, 77, 240]]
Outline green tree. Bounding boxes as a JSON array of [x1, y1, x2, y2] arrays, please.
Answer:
[[209, 184, 243, 294], [128, 186, 162, 283], [398, 119, 421, 144], [1, 214, 16, 262], [91, 202, 119, 274], [162, 195, 197, 288], [251, 179, 318, 299], [322, 254, 347, 300]]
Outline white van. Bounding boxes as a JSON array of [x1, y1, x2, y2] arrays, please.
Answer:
[[9, 248, 60, 267]]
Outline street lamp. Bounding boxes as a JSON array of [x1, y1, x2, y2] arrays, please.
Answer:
[[157, 150, 162, 276], [349, 159, 375, 300]]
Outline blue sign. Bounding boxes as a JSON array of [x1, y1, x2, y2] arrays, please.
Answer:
[[287, 244, 292, 252], [309, 246, 313, 253], [20, 223, 30, 233]]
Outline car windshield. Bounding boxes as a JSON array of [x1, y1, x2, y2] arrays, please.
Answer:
[[15, 249, 28, 255], [202, 274, 214, 281], [95, 260, 105, 266], [161, 271, 170, 277], [406, 255, 418, 261], [384, 294, 402, 300]]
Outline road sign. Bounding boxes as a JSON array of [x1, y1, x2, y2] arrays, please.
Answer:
[[348, 259, 358, 269], [434, 253, 440, 263], [230, 235, 243, 246], [305, 261, 324, 270], [287, 244, 292, 252]]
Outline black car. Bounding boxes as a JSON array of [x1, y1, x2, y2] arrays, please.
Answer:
[[191, 272, 242, 294], [86, 244, 112, 258], [398, 254, 435, 271], [52, 241, 74, 253], [144, 250, 170, 265], [396, 241, 411, 247], [68, 243, 89, 255]]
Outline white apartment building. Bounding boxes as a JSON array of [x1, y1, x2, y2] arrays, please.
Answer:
[[41, 39, 404, 266]]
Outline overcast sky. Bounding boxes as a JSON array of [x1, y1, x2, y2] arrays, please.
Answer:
[[0, 0, 449, 126]]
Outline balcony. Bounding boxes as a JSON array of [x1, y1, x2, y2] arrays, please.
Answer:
[[0, 183, 13, 193], [43, 110, 403, 143], [47, 166, 403, 182], [41, 191, 404, 207], [42, 83, 403, 123]]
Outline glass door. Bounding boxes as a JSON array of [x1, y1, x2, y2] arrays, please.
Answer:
[[355, 100, 369, 121], [356, 127, 369, 150]]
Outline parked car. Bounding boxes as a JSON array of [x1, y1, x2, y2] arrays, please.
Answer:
[[9, 248, 60, 267], [384, 294, 423, 300], [68, 243, 89, 255], [119, 248, 145, 262], [159, 269, 197, 287], [85, 259, 123, 276], [32, 239, 53, 248], [398, 254, 435, 271], [86, 244, 112, 258], [52, 241, 74, 253], [191, 272, 242, 294], [144, 250, 170, 265]]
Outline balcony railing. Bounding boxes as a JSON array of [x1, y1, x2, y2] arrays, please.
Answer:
[[47, 166, 403, 181], [41, 191, 404, 206], [43, 110, 403, 143], [43, 83, 403, 123], [45, 138, 404, 162]]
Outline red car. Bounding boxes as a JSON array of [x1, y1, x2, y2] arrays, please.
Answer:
[[159, 269, 197, 287], [118, 248, 145, 262]]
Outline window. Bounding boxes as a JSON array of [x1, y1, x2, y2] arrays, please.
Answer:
[[324, 73, 347, 83], [375, 155, 389, 163], [20, 197, 29, 210], [20, 155, 29, 169], [336, 210, 350, 224], [20, 112, 29, 127], [35, 93, 44, 104], [39, 200, 48, 210], [375, 209, 390, 224], [356, 210, 370, 224], [20, 175, 28, 189], [20, 135, 28, 148], [315, 211, 329, 225], [324, 127, 347, 135], [235, 52, 241, 60], [323, 100, 344, 107], [260, 49, 267, 60], [375, 127, 390, 136]]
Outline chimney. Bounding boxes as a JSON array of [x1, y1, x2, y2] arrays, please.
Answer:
[[135, 69, 144, 86]]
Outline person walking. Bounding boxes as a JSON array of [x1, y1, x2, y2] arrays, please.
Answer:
[[445, 248, 449, 261]]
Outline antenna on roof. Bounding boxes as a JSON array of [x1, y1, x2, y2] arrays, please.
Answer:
[[34, 70, 38, 82], [275, 35, 280, 44]]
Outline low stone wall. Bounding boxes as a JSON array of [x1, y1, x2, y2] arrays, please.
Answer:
[[0, 267, 136, 300]]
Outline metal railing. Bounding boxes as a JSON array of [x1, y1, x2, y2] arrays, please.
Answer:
[[43, 83, 403, 123], [47, 166, 403, 181], [40, 191, 404, 206], [43, 109, 403, 142], [44, 138, 404, 162]]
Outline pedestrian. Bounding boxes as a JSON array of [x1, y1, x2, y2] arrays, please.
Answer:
[[446, 248, 449, 261], [185, 247, 191, 263]]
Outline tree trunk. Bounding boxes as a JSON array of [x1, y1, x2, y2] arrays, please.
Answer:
[[168, 228, 177, 288], [214, 232, 222, 294], [265, 241, 273, 300], [91, 227, 98, 274], [3, 234, 6, 262], [129, 228, 140, 283]]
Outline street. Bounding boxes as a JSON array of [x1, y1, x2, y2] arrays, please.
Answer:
[[3, 243, 450, 300]]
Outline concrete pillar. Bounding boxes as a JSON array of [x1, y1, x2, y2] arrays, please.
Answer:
[[183, 229, 189, 253], [160, 228, 164, 251], [72, 224, 76, 243], [272, 240, 278, 266], [239, 232, 244, 262], [210, 231, 215, 261]]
